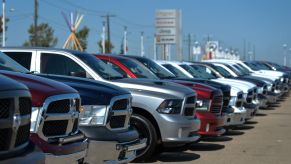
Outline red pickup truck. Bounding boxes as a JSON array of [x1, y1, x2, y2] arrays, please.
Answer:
[[0, 54, 88, 163], [95, 54, 226, 137]]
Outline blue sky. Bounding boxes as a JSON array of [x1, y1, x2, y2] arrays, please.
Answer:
[[5, 0, 291, 64]]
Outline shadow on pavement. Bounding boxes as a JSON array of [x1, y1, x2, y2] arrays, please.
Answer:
[[188, 142, 225, 151], [232, 125, 254, 130], [156, 152, 200, 162], [255, 113, 268, 116], [201, 136, 233, 142], [224, 130, 245, 136], [245, 121, 258, 124]]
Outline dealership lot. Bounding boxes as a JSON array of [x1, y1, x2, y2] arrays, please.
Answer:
[[140, 93, 291, 164]]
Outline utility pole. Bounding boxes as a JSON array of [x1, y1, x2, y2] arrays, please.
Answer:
[[153, 34, 157, 60], [253, 45, 256, 60], [34, 0, 38, 46], [101, 21, 106, 54], [101, 14, 115, 53], [123, 26, 127, 55], [2, 0, 5, 47], [140, 31, 144, 57], [188, 33, 192, 61], [243, 39, 246, 60]]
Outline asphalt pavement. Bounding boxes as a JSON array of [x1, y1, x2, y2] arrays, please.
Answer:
[[134, 93, 291, 164]]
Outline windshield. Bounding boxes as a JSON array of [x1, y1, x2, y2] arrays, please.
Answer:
[[179, 64, 200, 78], [119, 58, 159, 79], [253, 62, 272, 70], [244, 62, 260, 71], [133, 58, 176, 79], [224, 64, 243, 76], [74, 52, 124, 80], [236, 63, 251, 74], [162, 64, 188, 78], [213, 65, 234, 78], [188, 64, 218, 79], [0, 52, 29, 73]]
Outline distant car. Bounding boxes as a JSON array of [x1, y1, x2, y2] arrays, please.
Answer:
[[0, 75, 45, 164]]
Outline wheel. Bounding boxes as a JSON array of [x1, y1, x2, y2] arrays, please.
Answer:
[[130, 114, 158, 162]]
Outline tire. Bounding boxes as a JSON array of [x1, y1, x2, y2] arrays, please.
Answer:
[[130, 114, 158, 162]]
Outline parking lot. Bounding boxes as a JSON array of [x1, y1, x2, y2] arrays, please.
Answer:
[[137, 93, 291, 164]]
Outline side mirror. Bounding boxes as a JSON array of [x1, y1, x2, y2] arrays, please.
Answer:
[[69, 71, 86, 78]]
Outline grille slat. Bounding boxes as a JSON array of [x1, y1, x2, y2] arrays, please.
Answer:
[[43, 120, 68, 137], [211, 96, 223, 114], [0, 99, 11, 119], [0, 129, 12, 151], [110, 116, 126, 129], [15, 124, 30, 147], [47, 99, 70, 113], [19, 98, 31, 116], [184, 96, 196, 116], [223, 91, 230, 108], [112, 99, 128, 110]]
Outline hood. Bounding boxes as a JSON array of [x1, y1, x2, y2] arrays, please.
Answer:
[[212, 78, 253, 93], [174, 77, 231, 92], [0, 74, 28, 92], [230, 86, 243, 97], [217, 78, 256, 88], [254, 70, 284, 76], [235, 77, 267, 87], [250, 73, 278, 81], [168, 79, 217, 99], [113, 78, 195, 99], [37, 74, 130, 105], [0, 70, 77, 106], [241, 75, 273, 84]]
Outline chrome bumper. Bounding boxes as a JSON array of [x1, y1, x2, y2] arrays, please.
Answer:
[[85, 139, 147, 164], [45, 149, 87, 164], [224, 106, 246, 126]]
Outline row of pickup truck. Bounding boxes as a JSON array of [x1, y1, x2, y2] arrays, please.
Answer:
[[0, 47, 290, 163]]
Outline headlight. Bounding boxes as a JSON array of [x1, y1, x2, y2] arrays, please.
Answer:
[[31, 107, 42, 132], [267, 84, 272, 91], [79, 105, 108, 126], [280, 77, 284, 82], [257, 87, 263, 94], [228, 96, 237, 106], [157, 99, 183, 114], [196, 99, 211, 111]]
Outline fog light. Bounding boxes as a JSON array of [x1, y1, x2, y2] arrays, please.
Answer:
[[206, 123, 210, 132]]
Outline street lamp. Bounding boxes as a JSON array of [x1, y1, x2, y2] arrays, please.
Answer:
[[283, 44, 287, 66]]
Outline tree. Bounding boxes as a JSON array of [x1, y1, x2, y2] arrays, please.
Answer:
[[75, 26, 89, 51], [98, 40, 114, 54], [23, 23, 58, 47]]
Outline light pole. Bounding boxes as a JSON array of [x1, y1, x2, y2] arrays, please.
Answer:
[[283, 44, 287, 66], [2, 0, 6, 47], [289, 48, 291, 67]]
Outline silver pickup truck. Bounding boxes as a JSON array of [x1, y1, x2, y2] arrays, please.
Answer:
[[1, 48, 201, 162]]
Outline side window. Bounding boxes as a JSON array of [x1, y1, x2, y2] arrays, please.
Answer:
[[4, 52, 32, 69], [101, 60, 128, 77], [41, 53, 91, 78]]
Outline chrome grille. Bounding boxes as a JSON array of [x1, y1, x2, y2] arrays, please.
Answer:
[[0, 99, 11, 119], [223, 91, 231, 108], [211, 95, 223, 114], [37, 94, 81, 142], [0, 95, 31, 152], [246, 90, 253, 103], [107, 95, 131, 130], [184, 95, 196, 116]]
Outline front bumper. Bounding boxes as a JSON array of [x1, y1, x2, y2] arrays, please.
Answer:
[[45, 148, 87, 164], [0, 141, 45, 164], [30, 133, 88, 164], [244, 103, 257, 120], [266, 92, 279, 103], [85, 138, 147, 164], [158, 114, 201, 146], [196, 112, 226, 137], [224, 106, 246, 127], [257, 95, 268, 108]]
